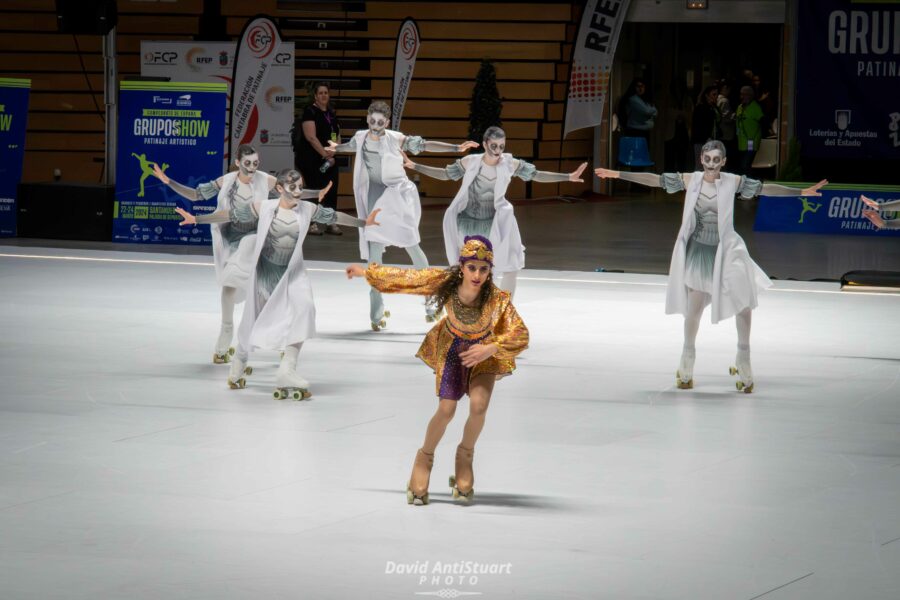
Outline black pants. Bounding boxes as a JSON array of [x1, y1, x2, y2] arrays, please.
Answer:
[[297, 156, 339, 210]]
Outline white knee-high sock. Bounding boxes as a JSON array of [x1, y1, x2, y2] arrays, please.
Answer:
[[221, 286, 237, 325], [499, 271, 518, 298], [683, 290, 709, 352], [736, 308, 752, 351], [405, 244, 429, 269]]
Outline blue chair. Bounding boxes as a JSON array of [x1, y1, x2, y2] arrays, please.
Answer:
[[617, 136, 654, 168]]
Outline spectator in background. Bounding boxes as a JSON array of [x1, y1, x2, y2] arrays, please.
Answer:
[[735, 85, 764, 175], [716, 81, 737, 159], [690, 85, 720, 170], [296, 82, 341, 235], [617, 78, 657, 141], [751, 73, 777, 136]]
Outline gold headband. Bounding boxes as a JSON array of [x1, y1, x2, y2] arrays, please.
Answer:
[[459, 239, 493, 265]]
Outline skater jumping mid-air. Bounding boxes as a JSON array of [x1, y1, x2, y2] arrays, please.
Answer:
[[345, 236, 529, 505], [405, 125, 587, 298], [176, 170, 380, 400], [326, 100, 478, 330], [595, 140, 827, 393], [153, 144, 277, 363]]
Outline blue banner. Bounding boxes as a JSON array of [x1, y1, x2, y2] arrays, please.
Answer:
[[796, 0, 900, 160], [114, 81, 227, 244], [754, 186, 900, 236], [0, 78, 30, 237]]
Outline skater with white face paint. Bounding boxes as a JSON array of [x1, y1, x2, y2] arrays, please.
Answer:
[[861, 195, 900, 230], [595, 140, 828, 393], [324, 100, 478, 330], [176, 170, 380, 399], [405, 126, 587, 298], [153, 144, 277, 363]]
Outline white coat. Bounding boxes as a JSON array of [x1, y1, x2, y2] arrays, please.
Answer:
[[210, 170, 271, 302], [351, 129, 421, 260], [665, 171, 772, 323], [441, 153, 524, 275], [236, 200, 317, 352]]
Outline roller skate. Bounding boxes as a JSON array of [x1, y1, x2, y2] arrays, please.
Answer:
[[449, 444, 475, 503], [213, 322, 235, 364], [406, 448, 434, 506], [227, 355, 252, 389], [676, 348, 695, 389], [371, 309, 391, 331], [273, 362, 311, 400], [729, 349, 754, 393]]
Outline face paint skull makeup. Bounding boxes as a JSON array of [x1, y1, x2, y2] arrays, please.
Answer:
[[367, 112, 388, 135], [238, 153, 260, 177], [484, 137, 506, 159], [701, 149, 725, 178]]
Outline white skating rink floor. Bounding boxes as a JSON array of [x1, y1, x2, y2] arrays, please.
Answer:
[[1, 246, 899, 600]]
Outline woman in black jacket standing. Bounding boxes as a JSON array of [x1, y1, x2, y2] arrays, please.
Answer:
[[295, 82, 341, 235]]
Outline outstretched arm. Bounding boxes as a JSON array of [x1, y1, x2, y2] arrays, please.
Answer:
[[754, 179, 828, 198], [517, 160, 588, 183], [863, 210, 900, 230], [594, 167, 685, 191], [400, 134, 478, 156], [861, 195, 900, 211], [404, 156, 467, 181], [346, 264, 450, 295], [325, 138, 356, 155], [314, 206, 380, 228], [154, 163, 221, 203]]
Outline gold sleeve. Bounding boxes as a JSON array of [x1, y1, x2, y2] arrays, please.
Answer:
[[492, 299, 529, 361], [364, 264, 451, 296]]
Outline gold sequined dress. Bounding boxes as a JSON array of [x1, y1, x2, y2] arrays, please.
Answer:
[[365, 265, 529, 399]]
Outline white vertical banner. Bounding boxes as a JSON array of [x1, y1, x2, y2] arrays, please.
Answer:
[[140, 40, 295, 172], [391, 18, 420, 131], [563, 0, 631, 138], [230, 16, 294, 171]]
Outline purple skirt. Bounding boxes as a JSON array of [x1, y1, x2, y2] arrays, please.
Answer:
[[438, 334, 487, 401]]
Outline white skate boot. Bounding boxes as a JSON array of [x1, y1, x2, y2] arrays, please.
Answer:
[[227, 354, 252, 389], [676, 348, 695, 389], [729, 349, 754, 393], [371, 309, 391, 331], [213, 322, 235, 364], [274, 363, 311, 400]]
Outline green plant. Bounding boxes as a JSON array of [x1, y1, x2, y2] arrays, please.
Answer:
[[467, 59, 503, 143], [778, 137, 803, 181]]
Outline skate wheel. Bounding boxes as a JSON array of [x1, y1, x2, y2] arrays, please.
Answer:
[[291, 390, 301, 400], [736, 381, 744, 391], [406, 488, 414, 504], [743, 383, 754, 394], [228, 378, 245, 390], [244, 366, 253, 375], [228, 347, 235, 356], [384, 310, 391, 318], [729, 366, 738, 376], [449, 475, 456, 488], [274, 389, 285, 400], [213, 353, 232, 364]]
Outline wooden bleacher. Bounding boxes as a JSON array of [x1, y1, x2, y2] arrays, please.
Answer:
[[0, 0, 601, 203]]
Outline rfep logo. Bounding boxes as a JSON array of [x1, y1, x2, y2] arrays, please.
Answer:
[[246, 21, 277, 59], [265, 86, 292, 111], [398, 21, 419, 60], [144, 51, 178, 64]]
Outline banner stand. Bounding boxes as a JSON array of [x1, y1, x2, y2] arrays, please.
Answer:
[[0, 77, 30, 237]]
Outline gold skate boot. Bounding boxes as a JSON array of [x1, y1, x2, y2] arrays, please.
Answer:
[[406, 448, 434, 505], [449, 444, 475, 503]]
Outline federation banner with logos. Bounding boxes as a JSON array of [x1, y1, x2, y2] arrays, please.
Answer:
[[796, 0, 900, 159], [113, 81, 227, 245], [230, 16, 291, 170], [754, 184, 900, 236], [141, 39, 295, 172], [391, 18, 420, 131], [0, 78, 30, 237], [563, 0, 631, 138]]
